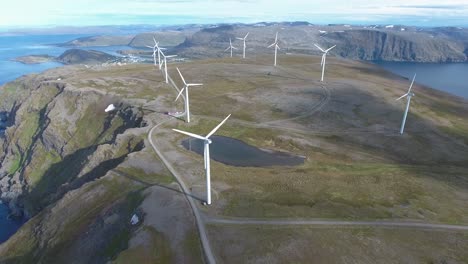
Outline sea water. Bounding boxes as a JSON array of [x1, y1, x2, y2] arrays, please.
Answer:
[[375, 61, 468, 100]]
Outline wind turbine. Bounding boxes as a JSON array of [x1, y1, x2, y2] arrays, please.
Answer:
[[314, 44, 336, 82], [236, 32, 249, 59], [224, 38, 237, 58], [145, 43, 157, 66], [173, 114, 231, 205], [267, 32, 280, 66], [160, 49, 177, 84], [175, 67, 203, 123], [396, 74, 416, 135], [146, 37, 166, 69]]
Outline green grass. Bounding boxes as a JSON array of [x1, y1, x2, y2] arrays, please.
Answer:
[[8, 153, 22, 175], [207, 225, 468, 264], [113, 226, 173, 264], [117, 166, 174, 185], [26, 143, 61, 187]]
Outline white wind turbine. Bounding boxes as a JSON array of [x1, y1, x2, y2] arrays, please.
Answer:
[[396, 73, 416, 135], [145, 43, 157, 66], [236, 32, 249, 59], [224, 38, 237, 58], [145, 37, 166, 69], [174, 67, 203, 123], [173, 114, 231, 205], [160, 49, 177, 84], [268, 32, 280, 66], [314, 44, 336, 82]]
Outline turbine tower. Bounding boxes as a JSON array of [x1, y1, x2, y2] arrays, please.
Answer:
[[175, 67, 203, 123], [160, 50, 177, 84], [173, 114, 231, 205], [224, 38, 237, 58], [396, 74, 416, 135], [236, 32, 249, 59], [267, 32, 280, 66], [314, 44, 336, 82]]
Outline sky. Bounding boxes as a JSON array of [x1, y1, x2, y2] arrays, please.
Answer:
[[1, 0, 468, 28]]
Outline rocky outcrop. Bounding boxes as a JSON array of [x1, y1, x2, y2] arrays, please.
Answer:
[[0, 74, 145, 218], [57, 49, 117, 65]]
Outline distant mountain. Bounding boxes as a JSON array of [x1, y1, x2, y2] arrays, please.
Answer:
[[171, 24, 468, 62], [128, 30, 195, 48], [51, 23, 468, 62], [57, 49, 117, 64], [58, 35, 134, 47], [325, 29, 467, 62]]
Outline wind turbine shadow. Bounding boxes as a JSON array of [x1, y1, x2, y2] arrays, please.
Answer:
[[112, 169, 206, 203]]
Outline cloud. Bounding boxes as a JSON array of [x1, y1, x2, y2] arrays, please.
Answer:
[[0, 0, 467, 27]]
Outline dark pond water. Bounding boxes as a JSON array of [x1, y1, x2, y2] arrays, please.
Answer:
[[182, 135, 305, 167]]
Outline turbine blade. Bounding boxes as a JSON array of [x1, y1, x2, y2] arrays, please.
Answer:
[[245, 32, 249, 39], [153, 37, 157, 45], [176, 67, 187, 85], [187, 83, 203, 86], [236, 37, 244, 40], [166, 55, 177, 58], [396, 93, 408, 101], [232, 46, 238, 50], [225, 46, 231, 51], [321, 54, 325, 66], [146, 45, 153, 49], [172, 129, 207, 141], [314, 44, 325, 52], [204, 144, 207, 169], [325, 45, 337, 52], [175, 87, 185, 102], [268, 42, 275, 48], [206, 114, 231, 138], [408, 73, 416, 93], [275, 32, 278, 42], [276, 44, 280, 50]]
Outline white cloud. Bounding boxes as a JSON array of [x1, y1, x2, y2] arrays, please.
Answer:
[[0, 0, 467, 27]]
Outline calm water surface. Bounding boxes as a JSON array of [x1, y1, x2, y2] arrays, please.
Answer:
[[375, 61, 468, 99], [182, 136, 305, 167]]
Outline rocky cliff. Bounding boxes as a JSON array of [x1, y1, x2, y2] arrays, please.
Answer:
[[0, 70, 145, 218], [324, 30, 467, 62]]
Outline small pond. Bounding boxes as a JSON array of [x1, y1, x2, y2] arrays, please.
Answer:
[[182, 135, 305, 167]]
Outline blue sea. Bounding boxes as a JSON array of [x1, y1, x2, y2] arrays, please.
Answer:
[[0, 33, 133, 244]]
